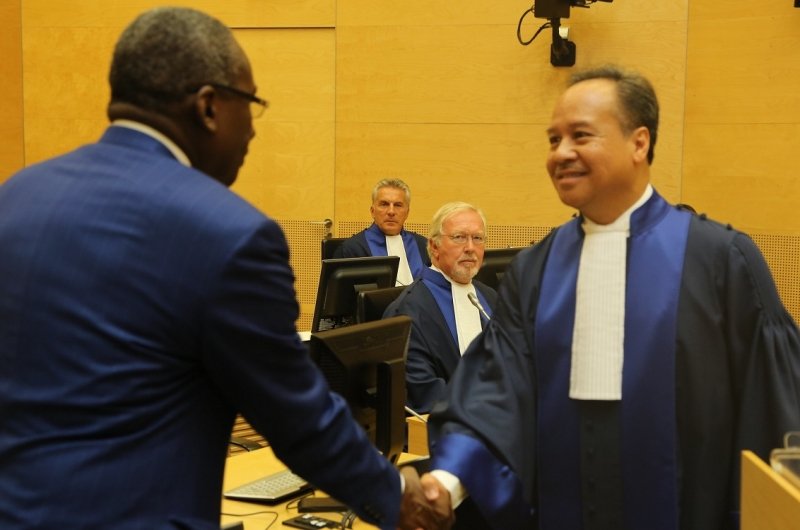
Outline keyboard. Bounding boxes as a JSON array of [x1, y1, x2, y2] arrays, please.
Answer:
[[224, 469, 313, 504]]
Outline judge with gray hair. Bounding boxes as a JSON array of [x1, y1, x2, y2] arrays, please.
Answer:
[[384, 202, 497, 413]]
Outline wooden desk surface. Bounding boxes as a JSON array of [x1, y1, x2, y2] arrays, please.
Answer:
[[740, 450, 800, 530], [221, 447, 378, 530]]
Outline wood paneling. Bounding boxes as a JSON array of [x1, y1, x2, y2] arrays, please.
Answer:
[[334, 122, 572, 226], [683, 124, 800, 232], [22, 26, 115, 165], [22, 0, 334, 28], [232, 29, 335, 221], [0, 0, 24, 180], [335, 12, 688, 226], [337, 0, 686, 26]]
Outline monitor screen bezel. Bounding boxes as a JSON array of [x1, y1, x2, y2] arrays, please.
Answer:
[[311, 256, 400, 332], [309, 315, 411, 465], [473, 246, 524, 290]]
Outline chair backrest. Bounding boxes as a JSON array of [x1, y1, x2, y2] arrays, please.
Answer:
[[356, 285, 407, 323], [320, 237, 348, 260]]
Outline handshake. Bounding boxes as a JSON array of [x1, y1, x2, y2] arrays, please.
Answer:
[[397, 467, 454, 530]]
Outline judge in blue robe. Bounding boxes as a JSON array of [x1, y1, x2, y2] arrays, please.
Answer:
[[334, 179, 429, 285], [426, 66, 800, 530], [384, 202, 498, 413]]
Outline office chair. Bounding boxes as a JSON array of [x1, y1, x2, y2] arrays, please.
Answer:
[[320, 237, 347, 260], [356, 286, 406, 323]]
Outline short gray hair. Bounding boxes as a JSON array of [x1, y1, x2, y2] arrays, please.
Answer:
[[109, 7, 242, 112], [371, 179, 411, 205]]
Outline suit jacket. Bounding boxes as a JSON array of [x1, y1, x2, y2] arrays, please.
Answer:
[[333, 225, 431, 280], [0, 126, 400, 529], [384, 270, 497, 413]]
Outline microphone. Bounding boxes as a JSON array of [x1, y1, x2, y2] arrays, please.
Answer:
[[467, 292, 491, 321], [405, 406, 428, 422]]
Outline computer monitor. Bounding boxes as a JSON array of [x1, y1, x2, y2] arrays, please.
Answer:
[[356, 286, 406, 323], [309, 315, 411, 465], [311, 256, 400, 332], [473, 247, 525, 290]]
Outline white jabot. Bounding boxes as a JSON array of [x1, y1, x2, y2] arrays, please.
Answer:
[[434, 266, 482, 355], [569, 185, 653, 400], [386, 234, 414, 286], [112, 120, 191, 167]]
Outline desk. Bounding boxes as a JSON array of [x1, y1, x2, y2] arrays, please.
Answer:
[[406, 414, 429, 457], [221, 448, 385, 530], [740, 450, 800, 530]]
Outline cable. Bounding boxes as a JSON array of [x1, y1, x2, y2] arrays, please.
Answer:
[[517, 4, 552, 46], [220, 509, 279, 530]]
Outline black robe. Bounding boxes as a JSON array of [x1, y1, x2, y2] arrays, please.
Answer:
[[383, 267, 497, 413], [332, 223, 430, 280], [428, 192, 800, 530]]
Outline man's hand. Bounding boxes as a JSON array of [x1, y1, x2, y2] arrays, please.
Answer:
[[397, 466, 454, 530]]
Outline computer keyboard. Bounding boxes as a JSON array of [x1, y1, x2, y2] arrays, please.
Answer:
[[224, 469, 313, 504]]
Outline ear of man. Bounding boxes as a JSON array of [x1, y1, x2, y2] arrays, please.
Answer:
[[194, 85, 219, 132]]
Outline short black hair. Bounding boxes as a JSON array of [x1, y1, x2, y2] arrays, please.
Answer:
[[109, 7, 242, 112], [569, 65, 659, 164]]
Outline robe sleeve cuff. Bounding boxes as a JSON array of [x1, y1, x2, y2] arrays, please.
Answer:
[[431, 432, 536, 528]]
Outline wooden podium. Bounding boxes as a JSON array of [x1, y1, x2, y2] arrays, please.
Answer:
[[741, 450, 800, 530]]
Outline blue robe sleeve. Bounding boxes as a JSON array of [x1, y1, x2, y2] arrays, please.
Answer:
[[428, 233, 556, 528]]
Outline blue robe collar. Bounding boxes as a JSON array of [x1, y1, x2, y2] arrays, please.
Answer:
[[421, 267, 492, 346], [364, 223, 427, 278], [536, 191, 690, 530]]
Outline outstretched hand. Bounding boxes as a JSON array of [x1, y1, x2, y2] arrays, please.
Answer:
[[397, 466, 454, 530]]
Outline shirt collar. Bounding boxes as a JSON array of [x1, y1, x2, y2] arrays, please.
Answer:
[[111, 120, 191, 167]]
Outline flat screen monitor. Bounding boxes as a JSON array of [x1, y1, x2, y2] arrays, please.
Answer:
[[473, 247, 525, 290], [309, 315, 411, 465], [356, 286, 406, 324], [311, 256, 400, 332]]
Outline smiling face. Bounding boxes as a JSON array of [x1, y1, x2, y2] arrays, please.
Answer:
[[429, 209, 486, 285], [545, 78, 651, 224]]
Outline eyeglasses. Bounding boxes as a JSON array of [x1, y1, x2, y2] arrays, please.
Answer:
[[441, 233, 486, 246], [208, 83, 269, 118]]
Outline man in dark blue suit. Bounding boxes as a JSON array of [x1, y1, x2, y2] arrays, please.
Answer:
[[0, 7, 452, 530]]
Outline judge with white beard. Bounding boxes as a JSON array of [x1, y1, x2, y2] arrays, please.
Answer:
[[384, 202, 497, 413]]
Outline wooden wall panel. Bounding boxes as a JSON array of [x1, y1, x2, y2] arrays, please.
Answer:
[[685, 1, 800, 234], [22, 0, 334, 28], [0, 0, 24, 180], [334, 122, 573, 227], [335, 4, 689, 229], [683, 124, 800, 233], [22, 26, 115, 165], [232, 29, 335, 221], [337, 0, 686, 26]]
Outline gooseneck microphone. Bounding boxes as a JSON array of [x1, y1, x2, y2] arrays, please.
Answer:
[[404, 406, 428, 422], [467, 292, 491, 321]]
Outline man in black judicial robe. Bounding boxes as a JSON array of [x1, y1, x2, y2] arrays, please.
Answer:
[[422, 66, 800, 530]]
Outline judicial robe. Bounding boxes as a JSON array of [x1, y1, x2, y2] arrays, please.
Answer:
[[428, 191, 800, 530], [333, 223, 430, 280], [383, 267, 497, 413]]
